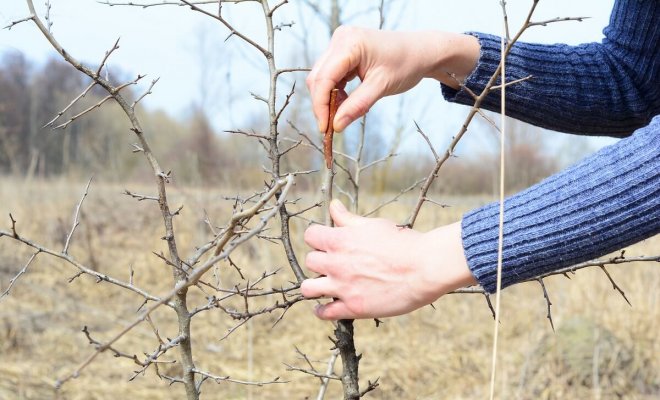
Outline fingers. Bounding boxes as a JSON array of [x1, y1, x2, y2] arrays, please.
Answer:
[[300, 276, 334, 299], [314, 300, 355, 320], [304, 223, 340, 251], [306, 48, 356, 133], [331, 76, 382, 132], [306, 27, 368, 133], [329, 199, 366, 228], [308, 65, 382, 134], [303, 202, 365, 250], [305, 250, 337, 276]]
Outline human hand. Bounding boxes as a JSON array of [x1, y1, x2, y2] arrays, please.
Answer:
[[300, 200, 476, 320], [306, 27, 479, 133]]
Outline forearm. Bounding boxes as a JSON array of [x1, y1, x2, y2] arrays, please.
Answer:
[[441, 0, 660, 136], [461, 117, 660, 293]]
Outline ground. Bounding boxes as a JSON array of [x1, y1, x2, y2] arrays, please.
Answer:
[[0, 177, 658, 399]]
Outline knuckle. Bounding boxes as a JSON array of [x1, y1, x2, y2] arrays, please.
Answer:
[[323, 232, 343, 250], [349, 96, 371, 118], [334, 25, 353, 38], [300, 280, 313, 297], [304, 251, 318, 270]]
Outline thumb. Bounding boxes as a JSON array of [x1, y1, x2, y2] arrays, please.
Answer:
[[333, 78, 381, 132], [329, 199, 365, 227]]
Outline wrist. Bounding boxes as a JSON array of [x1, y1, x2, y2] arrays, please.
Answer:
[[424, 32, 479, 89], [420, 221, 477, 301]]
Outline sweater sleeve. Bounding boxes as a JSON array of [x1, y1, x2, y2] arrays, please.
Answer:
[[441, 0, 660, 137], [461, 117, 660, 293]]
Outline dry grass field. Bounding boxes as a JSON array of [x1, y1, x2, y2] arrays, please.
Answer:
[[0, 177, 658, 399]]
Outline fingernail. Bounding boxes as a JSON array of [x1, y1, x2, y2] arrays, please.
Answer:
[[313, 304, 324, 317]]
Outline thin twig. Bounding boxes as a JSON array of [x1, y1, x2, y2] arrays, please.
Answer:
[[96, 37, 121, 76], [316, 349, 340, 400], [131, 77, 160, 109], [0, 230, 166, 304], [178, 0, 270, 56], [63, 177, 93, 254], [4, 15, 35, 30], [414, 121, 439, 162], [53, 96, 113, 130], [191, 368, 285, 386], [43, 82, 96, 128], [0, 251, 40, 299]]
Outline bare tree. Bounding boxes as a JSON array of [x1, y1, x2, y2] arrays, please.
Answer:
[[1, 1, 657, 399]]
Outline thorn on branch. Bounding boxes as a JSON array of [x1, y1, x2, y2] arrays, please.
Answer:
[[157, 170, 172, 182], [537, 278, 554, 332], [360, 377, 380, 397], [136, 298, 149, 313], [483, 292, 496, 320], [131, 143, 144, 153], [123, 189, 158, 202], [9, 213, 19, 238], [615, 249, 626, 261], [224, 31, 236, 42], [274, 20, 295, 31], [227, 257, 245, 280], [171, 205, 184, 217], [152, 251, 187, 275], [82, 325, 95, 346], [68, 271, 85, 283], [599, 265, 631, 306], [250, 91, 268, 103]]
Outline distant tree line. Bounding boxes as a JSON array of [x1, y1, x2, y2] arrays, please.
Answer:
[[0, 52, 268, 187], [0, 51, 558, 194]]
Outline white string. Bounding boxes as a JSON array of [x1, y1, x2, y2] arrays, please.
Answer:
[[488, 20, 507, 400]]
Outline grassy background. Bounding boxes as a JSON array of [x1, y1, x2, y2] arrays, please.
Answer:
[[0, 177, 658, 399]]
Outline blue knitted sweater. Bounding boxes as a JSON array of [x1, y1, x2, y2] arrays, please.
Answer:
[[442, 0, 660, 293]]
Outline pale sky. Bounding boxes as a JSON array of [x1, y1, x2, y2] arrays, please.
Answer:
[[0, 0, 617, 157]]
